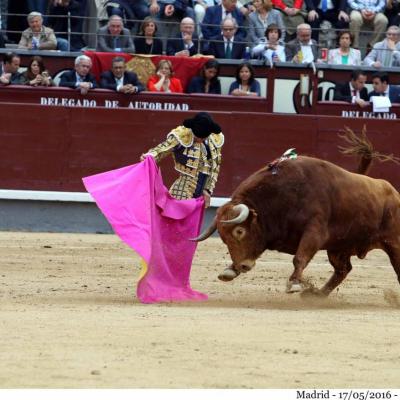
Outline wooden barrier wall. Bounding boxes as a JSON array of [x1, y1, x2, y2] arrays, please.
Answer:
[[1, 102, 399, 196]]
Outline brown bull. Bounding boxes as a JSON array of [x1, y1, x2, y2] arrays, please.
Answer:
[[194, 131, 400, 296]]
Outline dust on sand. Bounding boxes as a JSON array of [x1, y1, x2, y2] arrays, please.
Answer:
[[0, 232, 399, 388]]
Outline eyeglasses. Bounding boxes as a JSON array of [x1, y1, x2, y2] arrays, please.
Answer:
[[223, 28, 234, 31]]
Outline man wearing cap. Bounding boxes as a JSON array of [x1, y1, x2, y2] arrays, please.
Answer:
[[140, 112, 224, 207]]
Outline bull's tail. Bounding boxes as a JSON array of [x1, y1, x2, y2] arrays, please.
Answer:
[[338, 125, 400, 175]]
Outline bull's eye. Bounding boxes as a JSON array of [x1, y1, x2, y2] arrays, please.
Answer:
[[232, 226, 246, 241]]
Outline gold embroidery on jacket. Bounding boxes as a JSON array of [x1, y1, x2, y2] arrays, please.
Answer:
[[145, 129, 224, 199]]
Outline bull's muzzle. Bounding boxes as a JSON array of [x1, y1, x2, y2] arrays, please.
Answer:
[[236, 259, 256, 273]]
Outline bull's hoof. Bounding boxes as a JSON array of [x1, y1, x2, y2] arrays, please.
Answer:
[[218, 268, 240, 282], [286, 280, 303, 293]]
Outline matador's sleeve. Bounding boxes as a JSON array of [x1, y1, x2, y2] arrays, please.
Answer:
[[143, 126, 194, 163], [143, 134, 180, 163], [205, 132, 224, 194]]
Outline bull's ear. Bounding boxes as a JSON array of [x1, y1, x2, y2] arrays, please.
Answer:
[[250, 209, 258, 225]]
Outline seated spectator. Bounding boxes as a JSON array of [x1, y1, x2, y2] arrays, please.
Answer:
[[18, 12, 60, 51], [147, 59, 183, 93], [229, 62, 261, 96], [100, 56, 144, 93], [47, 0, 86, 52], [186, 59, 221, 94], [252, 23, 286, 62], [348, 0, 388, 50], [285, 23, 318, 63], [333, 69, 368, 107], [59, 54, 97, 94], [385, 0, 400, 27], [167, 17, 199, 56], [21, 55, 53, 86], [248, 0, 286, 45], [363, 26, 400, 68], [305, 0, 349, 43], [201, 0, 246, 42], [96, 15, 135, 53], [272, 0, 307, 42], [0, 52, 24, 85], [368, 71, 400, 103], [150, 0, 195, 43], [207, 17, 247, 59], [328, 30, 361, 65], [134, 16, 163, 55]]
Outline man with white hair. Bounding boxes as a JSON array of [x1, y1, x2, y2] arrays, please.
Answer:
[[18, 11, 58, 50], [166, 17, 199, 56], [285, 23, 318, 63], [363, 25, 400, 68], [59, 55, 98, 95], [96, 15, 135, 53]]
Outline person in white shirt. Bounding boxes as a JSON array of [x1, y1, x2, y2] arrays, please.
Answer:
[[252, 23, 286, 63], [285, 23, 318, 63]]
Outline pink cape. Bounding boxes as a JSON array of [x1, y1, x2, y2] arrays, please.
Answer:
[[82, 156, 208, 304]]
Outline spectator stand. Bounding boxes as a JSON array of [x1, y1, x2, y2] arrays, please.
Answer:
[[86, 50, 214, 90]]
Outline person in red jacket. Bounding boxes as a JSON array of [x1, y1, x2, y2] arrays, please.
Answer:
[[147, 59, 183, 93]]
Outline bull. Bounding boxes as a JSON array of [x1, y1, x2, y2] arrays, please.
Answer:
[[194, 129, 400, 296]]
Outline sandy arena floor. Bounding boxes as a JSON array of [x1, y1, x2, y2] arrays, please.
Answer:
[[0, 231, 399, 388]]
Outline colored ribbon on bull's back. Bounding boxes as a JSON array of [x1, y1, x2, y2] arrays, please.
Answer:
[[82, 156, 208, 304]]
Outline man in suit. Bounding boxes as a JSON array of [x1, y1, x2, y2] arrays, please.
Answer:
[[201, 0, 246, 41], [166, 17, 199, 56], [333, 70, 369, 107], [368, 71, 400, 103], [363, 26, 400, 68], [207, 17, 246, 59], [0, 52, 24, 86], [285, 23, 318, 63], [100, 56, 144, 94], [96, 15, 135, 53], [59, 54, 98, 95], [305, 0, 349, 41]]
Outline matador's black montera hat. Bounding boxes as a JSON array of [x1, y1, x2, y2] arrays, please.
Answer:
[[183, 112, 222, 139]]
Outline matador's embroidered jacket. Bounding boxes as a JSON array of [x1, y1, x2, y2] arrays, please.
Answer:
[[145, 125, 224, 200]]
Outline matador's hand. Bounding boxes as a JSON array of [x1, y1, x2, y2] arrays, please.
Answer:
[[203, 190, 211, 208]]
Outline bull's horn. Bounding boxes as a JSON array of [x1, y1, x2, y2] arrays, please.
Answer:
[[221, 204, 250, 225], [190, 218, 217, 242]]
